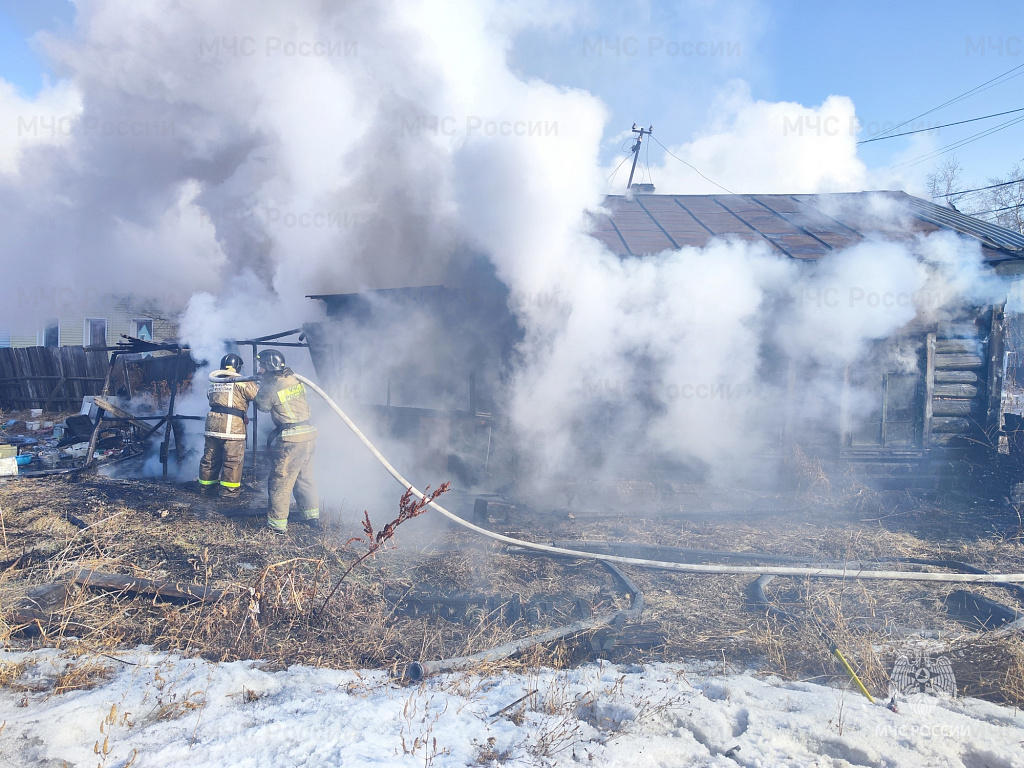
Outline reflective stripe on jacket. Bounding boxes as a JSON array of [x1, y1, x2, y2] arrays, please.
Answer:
[[204, 370, 260, 440], [254, 369, 318, 442]]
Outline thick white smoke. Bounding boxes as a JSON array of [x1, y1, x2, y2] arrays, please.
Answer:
[[0, 1, 1011, 513], [615, 81, 868, 195]]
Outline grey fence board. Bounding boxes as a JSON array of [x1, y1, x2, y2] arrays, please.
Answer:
[[0, 347, 108, 411]]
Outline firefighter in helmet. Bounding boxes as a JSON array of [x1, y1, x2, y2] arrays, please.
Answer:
[[254, 349, 320, 533], [198, 353, 259, 498]]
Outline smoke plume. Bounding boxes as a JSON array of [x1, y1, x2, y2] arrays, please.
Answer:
[[0, 1, 1011, 514]]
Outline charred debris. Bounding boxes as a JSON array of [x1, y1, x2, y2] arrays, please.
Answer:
[[0, 330, 312, 481]]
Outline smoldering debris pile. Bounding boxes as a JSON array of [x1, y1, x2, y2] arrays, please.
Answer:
[[0, 406, 124, 476], [0, 340, 202, 479], [0, 400, 177, 477]]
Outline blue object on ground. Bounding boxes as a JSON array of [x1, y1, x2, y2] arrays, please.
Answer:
[[15, 454, 31, 466]]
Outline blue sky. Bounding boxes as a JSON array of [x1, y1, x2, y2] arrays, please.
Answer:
[[0, 0, 73, 95], [1, 0, 1022, 185], [507, 0, 1024, 183]]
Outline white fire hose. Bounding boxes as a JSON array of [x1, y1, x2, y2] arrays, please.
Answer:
[[295, 374, 1024, 585]]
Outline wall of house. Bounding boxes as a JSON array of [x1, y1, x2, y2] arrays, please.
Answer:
[[0, 296, 179, 349]]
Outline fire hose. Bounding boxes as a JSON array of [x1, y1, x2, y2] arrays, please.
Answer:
[[404, 560, 643, 682], [294, 374, 1024, 586]]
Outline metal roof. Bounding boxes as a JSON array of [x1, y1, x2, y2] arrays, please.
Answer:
[[590, 191, 1024, 263]]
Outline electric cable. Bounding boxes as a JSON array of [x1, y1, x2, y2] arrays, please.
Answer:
[[893, 113, 1024, 169], [642, 129, 652, 186], [867, 62, 1024, 141], [650, 135, 736, 195], [858, 106, 1024, 144], [970, 203, 1023, 217], [605, 152, 633, 194], [296, 373, 1024, 585], [937, 177, 1024, 198]]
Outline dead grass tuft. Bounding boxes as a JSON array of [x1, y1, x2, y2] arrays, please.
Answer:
[[0, 660, 26, 688], [53, 659, 115, 695]]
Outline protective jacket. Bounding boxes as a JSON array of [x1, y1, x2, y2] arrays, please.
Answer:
[[204, 370, 259, 440], [254, 368, 318, 443]]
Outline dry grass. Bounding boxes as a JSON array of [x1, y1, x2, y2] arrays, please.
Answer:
[[0, 470, 1023, 707], [53, 658, 115, 695], [0, 660, 26, 687]]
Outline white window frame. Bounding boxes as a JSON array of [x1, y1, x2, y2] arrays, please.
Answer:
[[84, 317, 107, 348], [39, 318, 60, 347]]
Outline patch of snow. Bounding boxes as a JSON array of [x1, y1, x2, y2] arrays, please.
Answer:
[[0, 648, 1021, 767]]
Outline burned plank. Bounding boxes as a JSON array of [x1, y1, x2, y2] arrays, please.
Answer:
[[945, 589, 1021, 630], [933, 384, 979, 398], [931, 417, 973, 433], [934, 370, 979, 384], [931, 399, 976, 416], [930, 433, 970, 445], [934, 339, 978, 354], [93, 397, 157, 434], [589, 621, 666, 654], [21, 583, 70, 613], [934, 353, 984, 369], [73, 569, 225, 602], [7, 583, 81, 636]]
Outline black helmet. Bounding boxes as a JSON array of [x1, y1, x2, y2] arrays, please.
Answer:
[[257, 348, 286, 373], [220, 353, 244, 372]]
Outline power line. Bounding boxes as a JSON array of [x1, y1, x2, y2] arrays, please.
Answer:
[[938, 177, 1024, 198], [643, 131, 652, 185], [858, 106, 1024, 144], [650, 135, 736, 195], [893, 113, 1024, 169], [868, 62, 1024, 141], [605, 151, 633, 193], [970, 203, 1022, 217]]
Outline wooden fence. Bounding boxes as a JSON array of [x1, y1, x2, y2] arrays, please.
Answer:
[[0, 346, 110, 412], [0, 347, 201, 413]]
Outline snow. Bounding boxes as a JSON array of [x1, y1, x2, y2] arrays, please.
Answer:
[[1, 648, 1022, 767]]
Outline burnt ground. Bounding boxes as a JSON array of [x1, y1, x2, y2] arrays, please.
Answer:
[[0, 464, 1023, 707]]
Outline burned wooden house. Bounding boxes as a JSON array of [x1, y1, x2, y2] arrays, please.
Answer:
[[303, 191, 1024, 492], [591, 191, 1024, 489]]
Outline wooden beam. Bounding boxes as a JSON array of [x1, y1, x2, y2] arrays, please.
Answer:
[[986, 304, 1006, 432], [93, 396, 160, 435], [73, 569, 225, 602], [923, 332, 935, 448], [42, 377, 66, 411]]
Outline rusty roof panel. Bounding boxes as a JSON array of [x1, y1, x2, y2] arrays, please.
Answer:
[[590, 192, 1024, 261]]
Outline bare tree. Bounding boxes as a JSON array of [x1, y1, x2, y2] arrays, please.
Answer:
[[927, 155, 1024, 232], [980, 160, 1024, 234], [927, 157, 969, 211]]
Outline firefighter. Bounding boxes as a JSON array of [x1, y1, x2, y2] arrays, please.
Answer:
[[198, 353, 259, 499], [254, 348, 320, 534]]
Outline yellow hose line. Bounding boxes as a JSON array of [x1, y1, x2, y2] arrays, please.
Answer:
[[833, 647, 875, 703], [296, 374, 1024, 585]]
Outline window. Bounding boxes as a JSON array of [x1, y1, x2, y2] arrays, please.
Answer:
[[42, 319, 59, 348], [84, 318, 107, 348], [132, 318, 154, 342]]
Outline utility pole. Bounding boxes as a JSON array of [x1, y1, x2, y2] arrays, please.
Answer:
[[626, 124, 653, 190]]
